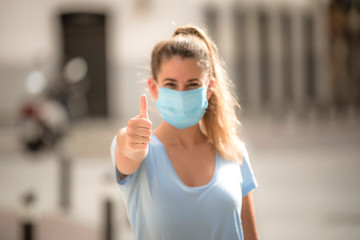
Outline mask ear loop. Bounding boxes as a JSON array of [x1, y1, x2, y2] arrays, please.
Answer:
[[154, 79, 159, 86], [154, 79, 167, 91], [148, 78, 161, 100]]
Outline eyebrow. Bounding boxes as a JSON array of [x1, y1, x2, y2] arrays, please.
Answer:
[[163, 78, 200, 82], [187, 79, 200, 82], [163, 78, 176, 82]]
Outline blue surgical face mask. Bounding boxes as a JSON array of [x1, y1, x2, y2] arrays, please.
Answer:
[[156, 86, 209, 129]]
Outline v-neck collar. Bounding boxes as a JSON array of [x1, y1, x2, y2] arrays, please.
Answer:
[[151, 133, 219, 191]]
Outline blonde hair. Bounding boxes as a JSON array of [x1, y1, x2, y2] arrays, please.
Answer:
[[151, 25, 243, 163]]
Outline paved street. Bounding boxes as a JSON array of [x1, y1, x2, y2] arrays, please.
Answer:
[[243, 113, 360, 240], [0, 113, 359, 240]]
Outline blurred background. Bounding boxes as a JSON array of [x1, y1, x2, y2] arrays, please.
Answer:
[[0, 0, 359, 239]]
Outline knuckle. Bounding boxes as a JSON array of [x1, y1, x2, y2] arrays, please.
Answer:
[[127, 117, 137, 127], [140, 119, 152, 128], [125, 128, 134, 137], [126, 136, 136, 144], [126, 142, 134, 151]]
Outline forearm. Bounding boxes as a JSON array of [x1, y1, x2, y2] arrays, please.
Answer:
[[241, 192, 260, 240]]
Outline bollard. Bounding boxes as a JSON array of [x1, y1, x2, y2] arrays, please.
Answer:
[[21, 191, 36, 240], [22, 221, 34, 240], [104, 198, 113, 240], [59, 153, 72, 212]]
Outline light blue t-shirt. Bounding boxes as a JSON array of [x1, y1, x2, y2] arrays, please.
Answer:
[[111, 134, 258, 240]]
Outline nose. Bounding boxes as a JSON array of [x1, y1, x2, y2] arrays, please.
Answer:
[[177, 85, 186, 91]]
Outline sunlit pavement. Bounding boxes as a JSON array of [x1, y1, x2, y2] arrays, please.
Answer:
[[242, 113, 360, 240], [0, 113, 359, 240]]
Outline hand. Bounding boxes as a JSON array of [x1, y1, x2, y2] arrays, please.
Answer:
[[124, 95, 152, 154]]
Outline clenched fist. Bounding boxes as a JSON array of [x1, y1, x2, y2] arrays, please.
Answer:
[[116, 95, 152, 168]]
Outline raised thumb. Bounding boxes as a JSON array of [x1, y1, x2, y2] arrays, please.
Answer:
[[139, 94, 148, 119]]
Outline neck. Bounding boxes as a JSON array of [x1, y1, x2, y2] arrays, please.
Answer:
[[154, 120, 207, 148]]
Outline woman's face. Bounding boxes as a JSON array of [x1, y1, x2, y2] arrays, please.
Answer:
[[148, 56, 215, 100]]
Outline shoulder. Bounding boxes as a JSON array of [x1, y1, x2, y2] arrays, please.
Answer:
[[216, 141, 249, 166], [239, 141, 249, 162], [216, 142, 253, 179]]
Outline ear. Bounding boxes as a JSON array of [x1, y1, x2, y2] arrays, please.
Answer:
[[206, 78, 216, 100], [148, 78, 159, 100]]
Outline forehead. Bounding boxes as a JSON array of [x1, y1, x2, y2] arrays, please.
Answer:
[[158, 56, 206, 81]]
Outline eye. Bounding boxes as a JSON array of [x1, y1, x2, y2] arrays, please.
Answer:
[[186, 82, 201, 89], [164, 82, 176, 88]]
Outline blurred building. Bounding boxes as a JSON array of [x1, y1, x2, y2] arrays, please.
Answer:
[[1, 1, 360, 240], [0, 0, 359, 125]]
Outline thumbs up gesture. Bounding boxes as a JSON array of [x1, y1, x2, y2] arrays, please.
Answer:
[[116, 95, 152, 165], [126, 94, 152, 151]]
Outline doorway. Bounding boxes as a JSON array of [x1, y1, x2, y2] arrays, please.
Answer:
[[60, 12, 108, 119]]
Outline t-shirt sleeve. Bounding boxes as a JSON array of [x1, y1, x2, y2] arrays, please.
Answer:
[[240, 143, 258, 197]]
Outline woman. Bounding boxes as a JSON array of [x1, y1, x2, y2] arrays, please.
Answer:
[[111, 25, 260, 240]]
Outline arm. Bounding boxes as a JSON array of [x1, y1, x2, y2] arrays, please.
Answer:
[[115, 95, 152, 180], [241, 192, 260, 240], [115, 128, 148, 179]]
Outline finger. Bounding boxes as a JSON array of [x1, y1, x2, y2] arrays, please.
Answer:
[[139, 94, 148, 119], [126, 127, 152, 138], [127, 142, 149, 151], [127, 135, 151, 144], [128, 117, 152, 129]]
